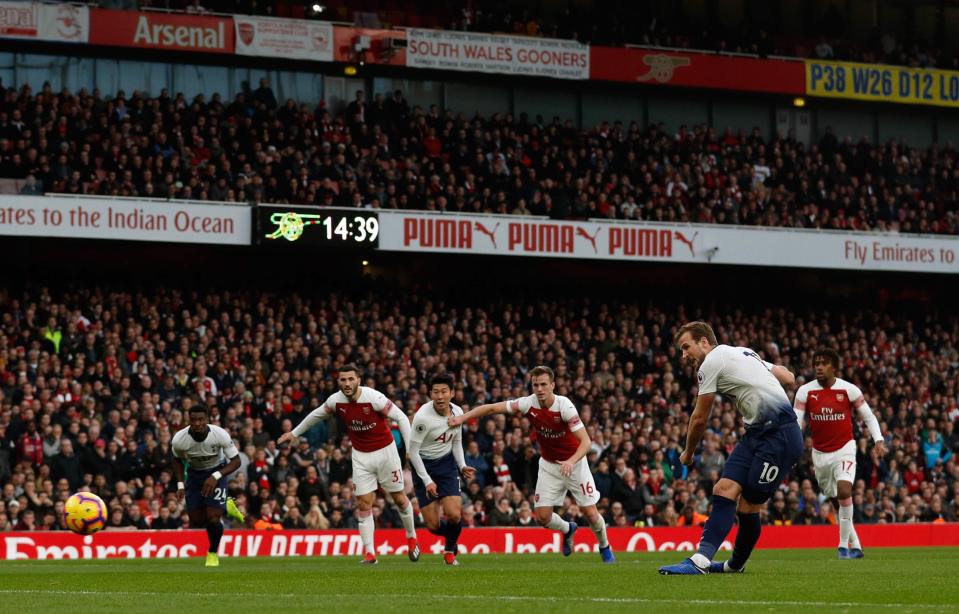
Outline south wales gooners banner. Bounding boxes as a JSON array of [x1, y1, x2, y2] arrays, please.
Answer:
[[375, 211, 959, 274], [406, 28, 589, 80], [806, 59, 959, 108], [3, 524, 957, 560]]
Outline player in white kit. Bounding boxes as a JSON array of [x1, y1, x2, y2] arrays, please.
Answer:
[[277, 364, 419, 565], [661, 321, 802, 575], [408, 372, 476, 565], [794, 347, 886, 559], [450, 365, 615, 563], [172, 406, 245, 567]]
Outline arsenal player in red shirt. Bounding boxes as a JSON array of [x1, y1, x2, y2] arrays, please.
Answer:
[[450, 365, 615, 564], [794, 348, 886, 559], [278, 364, 418, 565]]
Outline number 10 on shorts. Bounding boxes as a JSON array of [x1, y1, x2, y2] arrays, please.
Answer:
[[759, 462, 780, 484]]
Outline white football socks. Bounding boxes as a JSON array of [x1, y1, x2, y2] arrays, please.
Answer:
[[839, 498, 861, 549], [590, 516, 609, 548], [691, 553, 711, 568], [848, 521, 862, 550], [357, 509, 375, 554], [547, 513, 570, 533], [398, 501, 417, 538]]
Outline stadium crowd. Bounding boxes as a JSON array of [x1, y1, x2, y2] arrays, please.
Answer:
[[2, 81, 957, 235], [0, 284, 956, 533]]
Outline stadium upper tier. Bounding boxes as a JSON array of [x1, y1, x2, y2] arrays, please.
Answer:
[[1, 83, 956, 235], [114, 1, 958, 70], [0, 281, 956, 531]]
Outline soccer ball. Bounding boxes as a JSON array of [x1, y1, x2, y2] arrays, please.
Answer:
[[64, 492, 108, 535]]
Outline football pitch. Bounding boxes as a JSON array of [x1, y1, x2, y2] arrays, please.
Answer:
[[1, 548, 956, 613]]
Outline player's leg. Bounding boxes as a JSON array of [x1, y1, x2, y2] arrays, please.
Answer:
[[200, 472, 228, 567], [533, 461, 576, 554], [716, 423, 804, 573], [388, 489, 421, 561], [428, 454, 464, 562], [419, 499, 441, 532], [380, 445, 419, 561], [567, 459, 613, 563], [353, 453, 380, 563], [719, 497, 763, 572], [440, 495, 463, 564], [412, 464, 443, 535], [813, 448, 842, 552], [833, 442, 860, 557], [580, 504, 615, 563], [661, 440, 751, 575], [187, 509, 207, 528], [356, 491, 377, 562], [836, 479, 859, 557], [185, 470, 209, 529], [376, 445, 420, 561], [204, 507, 225, 566]]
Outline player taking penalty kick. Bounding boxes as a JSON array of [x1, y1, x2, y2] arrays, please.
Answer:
[[450, 366, 615, 563], [794, 348, 886, 559], [660, 322, 803, 575], [278, 364, 419, 565], [172, 406, 246, 567], [408, 373, 476, 565]]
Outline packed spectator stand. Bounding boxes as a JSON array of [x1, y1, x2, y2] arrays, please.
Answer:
[[2, 81, 957, 235], [1, 277, 956, 533]]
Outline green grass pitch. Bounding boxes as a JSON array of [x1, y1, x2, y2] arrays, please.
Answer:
[[1, 548, 956, 613]]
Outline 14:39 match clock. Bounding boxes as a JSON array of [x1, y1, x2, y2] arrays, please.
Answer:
[[259, 207, 379, 247]]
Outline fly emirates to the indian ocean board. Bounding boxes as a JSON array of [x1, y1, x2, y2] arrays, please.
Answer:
[[0, 204, 236, 234]]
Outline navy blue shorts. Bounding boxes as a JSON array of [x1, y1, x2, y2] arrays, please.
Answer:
[[723, 414, 803, 504], [186, 464, 228, 512], [412, 453, 461, 507]]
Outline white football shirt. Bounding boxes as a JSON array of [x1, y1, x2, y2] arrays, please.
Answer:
[[410, 401, 464, 460], [172, 424, 239, 471], [697, 345, 792, 425]]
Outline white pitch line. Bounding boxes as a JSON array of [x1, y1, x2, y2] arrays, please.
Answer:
[[0, 589, 953, 610]]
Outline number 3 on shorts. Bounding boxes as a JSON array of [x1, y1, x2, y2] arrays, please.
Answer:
[[391, 470, 401, 483]]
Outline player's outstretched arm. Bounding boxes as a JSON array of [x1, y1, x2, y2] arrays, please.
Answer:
[[447, 401, 509, 427], [277, 403, 331, 446], [452, 425, 475, 480], [679, 393, 715, 466], [387, 403, 412, 450]]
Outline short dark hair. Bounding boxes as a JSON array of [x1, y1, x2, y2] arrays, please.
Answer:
[[188, 406, 208, 416], [429, 372, 455, 390], [813, 347, 841, 370], [529, 365, 554, 382], [674, 321, 718, 345], [337, 364, 361, 377]]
